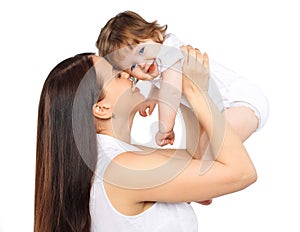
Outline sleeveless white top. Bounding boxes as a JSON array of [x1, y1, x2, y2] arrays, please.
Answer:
[[90, 134, 198, 231]]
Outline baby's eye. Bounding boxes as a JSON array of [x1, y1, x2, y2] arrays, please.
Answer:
[[131, 64, 137, 71], [139, 47, 145, 55]]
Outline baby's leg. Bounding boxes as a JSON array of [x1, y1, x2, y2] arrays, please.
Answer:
[[224, 106, 258, 142], [210, 79, 264, 142], [223, 78, 269, 141], [210, 60, 269, 135]]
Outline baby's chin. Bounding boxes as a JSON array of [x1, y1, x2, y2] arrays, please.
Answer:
[[146, 70, 160, 80], [150, 71, 160, 79], [138, 74, 158, 81]]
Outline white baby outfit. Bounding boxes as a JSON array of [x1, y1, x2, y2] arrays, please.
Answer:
[[153, 33, 269, 130]]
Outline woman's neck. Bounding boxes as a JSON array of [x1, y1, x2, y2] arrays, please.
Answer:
[[98, 115, 133, 144], [112, 117, 131, 143]]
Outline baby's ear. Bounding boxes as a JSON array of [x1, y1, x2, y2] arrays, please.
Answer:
[[93, 101, 112, 119]]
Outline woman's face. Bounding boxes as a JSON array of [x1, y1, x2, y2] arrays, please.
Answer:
[[93, 56, 145, 116]]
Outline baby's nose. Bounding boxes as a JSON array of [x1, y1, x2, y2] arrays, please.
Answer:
[[137, 62, 146, 70], [139, 60, 152, 72]]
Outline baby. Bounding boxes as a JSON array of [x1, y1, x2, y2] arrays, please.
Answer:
[[96, 11, 269, 147]]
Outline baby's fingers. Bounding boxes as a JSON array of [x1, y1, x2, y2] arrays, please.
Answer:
[[139, 106, 148, 117]]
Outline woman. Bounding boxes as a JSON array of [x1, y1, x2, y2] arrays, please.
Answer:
[[34, 47, 257, 231]]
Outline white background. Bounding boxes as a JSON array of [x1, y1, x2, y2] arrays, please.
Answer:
[[1, 0, 299, 231]]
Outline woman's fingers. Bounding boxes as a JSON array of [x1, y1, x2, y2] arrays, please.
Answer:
[[195, 48, 203, 65], [187, 45, 198, 66], [181, 45, 210, 92], [197, 199, 213, 205], [181, 45, 207, 67], [203, 52, 209, 69], [180, 45, 189, 64]]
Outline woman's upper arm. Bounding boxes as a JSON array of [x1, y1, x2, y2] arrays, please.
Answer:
[[104, 149, 256, 203], [136, 157, 252, 203]]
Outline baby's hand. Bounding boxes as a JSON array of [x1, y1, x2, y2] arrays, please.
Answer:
[[139, 99, 157, 117], [155, 130, 175, 146]]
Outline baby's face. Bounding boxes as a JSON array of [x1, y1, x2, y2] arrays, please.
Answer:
[[117, 40, 161, 81]]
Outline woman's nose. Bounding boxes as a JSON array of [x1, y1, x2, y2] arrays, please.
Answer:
[[119, 72, 137, 85], [118, 72, 130, 79]]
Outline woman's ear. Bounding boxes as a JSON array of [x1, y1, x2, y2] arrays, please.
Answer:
[[93, 101, 112, 119]]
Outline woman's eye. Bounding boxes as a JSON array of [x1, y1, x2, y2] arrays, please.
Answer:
[[139, 47, 145, 55], [131, 64, 137, 71]]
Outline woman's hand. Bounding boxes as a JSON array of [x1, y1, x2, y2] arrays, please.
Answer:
[[180, 45, 209, 94]]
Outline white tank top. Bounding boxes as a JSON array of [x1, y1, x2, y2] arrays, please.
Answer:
[[90, 134, 198, 231]]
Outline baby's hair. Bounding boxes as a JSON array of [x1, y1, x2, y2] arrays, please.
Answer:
[[96, 11, 167, 69]]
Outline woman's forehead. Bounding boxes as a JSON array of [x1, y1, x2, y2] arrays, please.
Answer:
[[93, 55, 115, 83]]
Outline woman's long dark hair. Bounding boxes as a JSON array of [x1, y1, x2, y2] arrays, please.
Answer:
[[34, 53, 100, 232]]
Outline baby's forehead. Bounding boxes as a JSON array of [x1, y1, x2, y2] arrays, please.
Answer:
[[106, 46, 136, 70], [116, 46, 135, 58]]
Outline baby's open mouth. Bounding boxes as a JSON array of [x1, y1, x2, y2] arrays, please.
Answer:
[[147, 62, 156, 74]]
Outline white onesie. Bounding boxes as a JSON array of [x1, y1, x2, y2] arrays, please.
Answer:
[[152, 33, 269, 130]]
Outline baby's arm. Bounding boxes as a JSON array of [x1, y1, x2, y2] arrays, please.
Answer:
[[139, 84, 159, 117], [156, 61, 182, 146]]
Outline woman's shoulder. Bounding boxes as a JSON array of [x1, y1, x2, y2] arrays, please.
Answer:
[[94, 134, 142, 177], [97, 134, 141, 154]]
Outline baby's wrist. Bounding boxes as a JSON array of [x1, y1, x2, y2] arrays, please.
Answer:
[[158, 129, 174, 136], [146, 97, 157, 102]]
